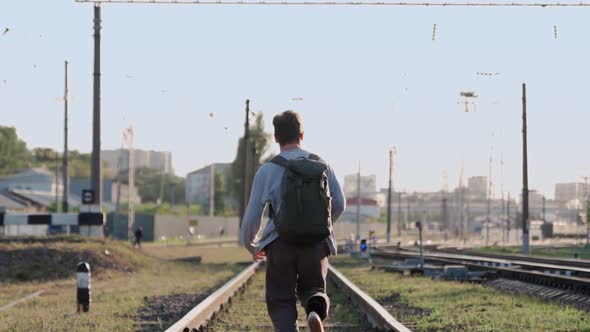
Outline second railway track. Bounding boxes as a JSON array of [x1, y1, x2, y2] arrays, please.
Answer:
[[372, 247, 590, 310], [374, 247, 590, 280], [437, 246, 590, 270]]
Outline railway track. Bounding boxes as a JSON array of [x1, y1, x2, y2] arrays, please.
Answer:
[[372, 248, 590, 310], [437, 246, 590, 269], [165, 261, 411, 332], [375, 246, 590, 278], [487, 278, 590, 311]]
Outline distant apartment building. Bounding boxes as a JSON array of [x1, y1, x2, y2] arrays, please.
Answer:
[[529, 190, 545, 209], [186, 163, 236, 212], [343, 174, 378, 200], [342, 197, 380, 222], [555, 182, 588, 203], [526, 190, 559, 220], [102, 149, 173, 175], [342, 174, 380, 222], [468, 176, 488, 199]]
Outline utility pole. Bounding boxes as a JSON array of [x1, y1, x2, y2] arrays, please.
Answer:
[[406, 194, 411, 233], [128, 128, 135, 231], [62, 61, 69, 213], [466, 189, 471, 241], [442, 170, 448, 242], [501, 153, 505, 245], [239, 99, 250, 226], [574, 185, 580, 258], [522, 83, 530, 255], [55, 151, 60, 212], [458, 196, 462, 239], [458, 159, 465, 241], [386, 148, 395, 243], [398, 192, 402, 238], [581, 177, 590, 246], [507, 192, 511, 243], [114, 140, 125, 227], [158, 153, 167, 206], [486, 142, 493, 247], [124, 127, 135, 235], [209, 163, 215, 217], [582, 176, 590, 247], [356, 161, 361, 241], [90, 3, 102, 205]]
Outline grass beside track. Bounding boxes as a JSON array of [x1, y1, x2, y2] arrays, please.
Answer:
[[476, 245, 590, 260], [331, 256, 590, 332], [205, 267, 376, 332], [0, 237, 250, 332]]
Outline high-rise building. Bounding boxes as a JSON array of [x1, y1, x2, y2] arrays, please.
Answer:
[[102, 149, 173, 175], [343, 174, 377, 200], [555, 182, 588, 203], [467, 176, 488, 199], [186, 163, 236, 212], [342, 174, 380, 221]]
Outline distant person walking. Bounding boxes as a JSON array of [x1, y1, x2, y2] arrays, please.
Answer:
[[134, 226, 143, 248], [240, 111, 346, 332]]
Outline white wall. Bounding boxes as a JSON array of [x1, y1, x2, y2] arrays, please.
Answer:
[[182, 215, 386, 241], [4, 225, 48, 236]]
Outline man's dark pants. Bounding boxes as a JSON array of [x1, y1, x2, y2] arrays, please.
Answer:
[[265, 238, 330, 332]]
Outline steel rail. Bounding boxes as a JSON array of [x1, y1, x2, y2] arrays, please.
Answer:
[[429, 250, 590, 276], [165, 261, 261, 332], [166, 261, 410, 331], [157, 239, 240, 248], [75, 0, 590, 7], [0, 291, 44, 313], [439, 247, 590, 269], [375, 248, 590, 276], [371, 250, 590, 294], [328, 264, 412, 332]]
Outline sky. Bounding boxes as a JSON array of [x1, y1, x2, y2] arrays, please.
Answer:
[[1, 0, 590, 199]]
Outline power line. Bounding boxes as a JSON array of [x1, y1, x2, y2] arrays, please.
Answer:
[[75, 0, 590, 7]]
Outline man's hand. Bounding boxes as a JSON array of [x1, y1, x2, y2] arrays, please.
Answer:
[[253, 250, 266, 262]]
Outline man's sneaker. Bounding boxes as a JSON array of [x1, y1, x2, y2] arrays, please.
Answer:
[[306, 311, 324, 332]]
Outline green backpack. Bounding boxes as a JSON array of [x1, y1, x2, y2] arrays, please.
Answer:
[[269, 154, 332, 245]]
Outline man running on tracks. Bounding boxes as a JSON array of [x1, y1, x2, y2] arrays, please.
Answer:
[[240, 110, 346, 332]]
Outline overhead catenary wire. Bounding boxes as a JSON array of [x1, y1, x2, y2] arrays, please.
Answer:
[[75, 0, 590, 6]]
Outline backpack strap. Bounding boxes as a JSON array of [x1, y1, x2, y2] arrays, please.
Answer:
[[268, 155, 289, 220], [308, 153, 320, 161], [270, 155, 289, 168], [271, 154, 321, 165]]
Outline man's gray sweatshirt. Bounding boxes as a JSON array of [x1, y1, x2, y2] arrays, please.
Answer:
[[239, 147, 346, 256]]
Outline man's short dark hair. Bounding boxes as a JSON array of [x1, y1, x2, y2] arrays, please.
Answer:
[[273, 111, 303, 145]]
